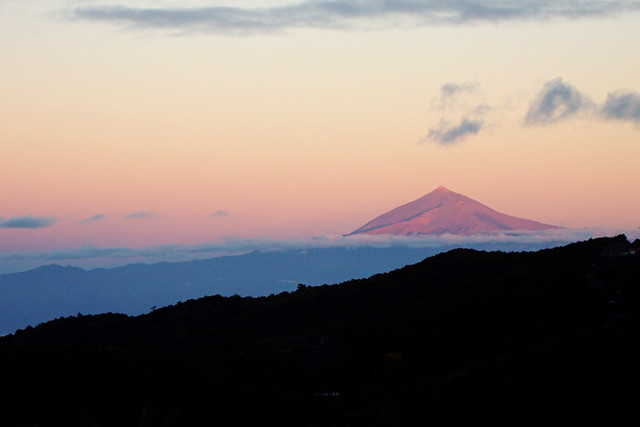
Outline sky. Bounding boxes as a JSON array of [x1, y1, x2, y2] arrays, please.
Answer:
[[1, 1, 640, 272]]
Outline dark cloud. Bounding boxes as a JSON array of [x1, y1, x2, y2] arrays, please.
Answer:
[[79, 214, 107, 225], [124, 211, 158, 220], [601, 91, 640, 124], [0, 216, 57, 229], [525, 78, 592, 125], [211, 210, 229, 218], [70, 1, 640, 34], [425, 118, 484, 146]]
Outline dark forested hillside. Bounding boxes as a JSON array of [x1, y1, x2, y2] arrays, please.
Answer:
[[1, 235, 639, 425]]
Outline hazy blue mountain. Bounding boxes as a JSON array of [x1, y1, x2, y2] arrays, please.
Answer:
[[0, 240, 568, 335], [0, 247, 436, 335]]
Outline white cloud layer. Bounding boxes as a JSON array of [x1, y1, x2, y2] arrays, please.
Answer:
[[1, 228, 635, 268]]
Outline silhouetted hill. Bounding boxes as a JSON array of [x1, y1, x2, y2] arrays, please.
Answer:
[[1, 235, 639, 425], [0, 241, 566, 335]]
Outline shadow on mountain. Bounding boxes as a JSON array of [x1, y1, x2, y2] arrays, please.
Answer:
[[1, 235, 639, 425]]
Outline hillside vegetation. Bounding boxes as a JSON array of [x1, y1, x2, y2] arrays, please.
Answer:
[[1, 235, 639, 425]]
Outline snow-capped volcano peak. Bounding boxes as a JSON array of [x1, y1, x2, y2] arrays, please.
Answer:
[[347, 186, 561, 236]]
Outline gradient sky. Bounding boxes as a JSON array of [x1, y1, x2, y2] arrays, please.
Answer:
[[1, 1, 640, 270]]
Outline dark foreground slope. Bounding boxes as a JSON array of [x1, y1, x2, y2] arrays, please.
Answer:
[[1, 236, 639, 425]]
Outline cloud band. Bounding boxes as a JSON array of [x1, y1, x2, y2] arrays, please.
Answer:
[[0, 216, 57, 229], [71, 1, 640, 34]]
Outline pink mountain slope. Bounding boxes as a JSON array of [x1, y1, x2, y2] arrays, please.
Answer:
[[348, 186, 562, 236]]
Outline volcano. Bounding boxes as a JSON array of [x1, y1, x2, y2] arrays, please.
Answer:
[[348, 186, 561, 236]]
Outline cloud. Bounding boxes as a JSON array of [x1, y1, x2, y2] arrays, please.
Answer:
[[124, 211, 158, 220], [0, 216, 57, 229], [440, 82, 476, 99], [524, 79, 640, 127], [525, 78, 593, 125], [79, 214, 107, 225], [0, 228, 631, 267], [211, 210, 229, 218], [601, 91, 640, 124], [425, 118, 484, 146], [425, 79, 640, 143], [432, 82, 477, 111], [69, 1, 640, 34], [424, 82, 487, 145]]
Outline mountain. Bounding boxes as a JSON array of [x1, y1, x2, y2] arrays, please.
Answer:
[[1, 239, 572, 336], [0, 236, 638, 425], [0, 247, 455, 335], [348, 186, 562, 236]]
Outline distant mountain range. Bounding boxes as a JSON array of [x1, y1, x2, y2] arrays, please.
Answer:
[[0, 246, 456, 335], [0, 238, 574, 336], [348, 186, 561, 236], [0, 187, 567, 335]]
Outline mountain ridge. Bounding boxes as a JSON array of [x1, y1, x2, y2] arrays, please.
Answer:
[[1, 235, 638, 424]]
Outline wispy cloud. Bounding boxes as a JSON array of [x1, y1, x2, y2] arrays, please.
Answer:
[[601, 91, 640, 124], [525, 78, 593, 125], [79, 214, 107, 225], [425, 118, 484, 146], [441, 82, 474, 97], [424, 81, 487, 145], [211, 210, 229, 218], [433, 83, 477, 110], [69, 1, 640, 34], [0, 216, 57, 229], [124, 211, 158, 220]]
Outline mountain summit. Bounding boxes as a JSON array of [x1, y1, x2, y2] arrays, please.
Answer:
[[348, 186, 561, 236]]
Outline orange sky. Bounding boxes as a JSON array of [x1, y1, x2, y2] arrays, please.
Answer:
[[1, 1, 640, 264]]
